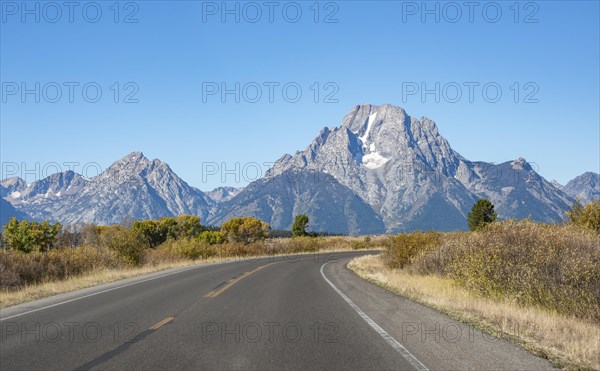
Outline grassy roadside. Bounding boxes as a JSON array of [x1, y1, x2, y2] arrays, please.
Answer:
[[348, 254, 600, 370], [0, 244, 377, 309], [0, 258, 215, 309]]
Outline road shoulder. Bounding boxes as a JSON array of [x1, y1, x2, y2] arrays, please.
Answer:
[[323, 256, 556, 370]]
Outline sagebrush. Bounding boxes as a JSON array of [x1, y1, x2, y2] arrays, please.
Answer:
[[382, 220, 600, 321]]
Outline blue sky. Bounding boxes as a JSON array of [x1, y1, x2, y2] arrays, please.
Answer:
[[1, 0, 599, 190]]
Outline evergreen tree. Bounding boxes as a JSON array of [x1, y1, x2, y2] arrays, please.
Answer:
[[468, 199, 498, 231], [292, 214, 309, 237]]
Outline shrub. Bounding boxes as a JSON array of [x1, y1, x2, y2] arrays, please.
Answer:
[[168, 215, 204, 239], [132, 220, 169, 248], [220, 217, 271, 244], [0, 246, 122, 290], [3, 218, 62, 253], [382, 232, 441, 269], [196, 231, 225, 245], [292, 214, 309, 237], [350, 236, 372, 250], [97, 226, 147, 266], [567, 199, 600, 233], [143, 246, 181, 266], [468, 199, 498, 231], [160, 238, 216, 260], [412, 220, 600, 320], [289, 236, 321, 253], [132, 215, 204, 247]]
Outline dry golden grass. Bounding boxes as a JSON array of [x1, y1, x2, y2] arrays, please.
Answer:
[[380, 221, 600, 321], [0, 235, 384, 309], [0, 258, 220, 308], [349, 254, 600, 370]]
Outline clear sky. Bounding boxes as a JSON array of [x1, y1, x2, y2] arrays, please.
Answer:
[[1, 0, 599, 191]]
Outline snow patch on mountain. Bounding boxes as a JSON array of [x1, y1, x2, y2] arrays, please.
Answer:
[[359, 112, 378, 145], [362, 152, 390, 169], [264, 104, 575, 231], [3, 104, 585, 233]]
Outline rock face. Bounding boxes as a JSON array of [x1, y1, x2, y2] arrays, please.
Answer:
[[215, 104, 575, 232], [2, 171, 88, 222], [562, 172, 600, 204], [0, 177, 27, 198], [2, 152, 213, 225], [206, 187, 243, 203], [207, 170, 385, 235], [456, 159, 573, 222], [1, 104, 584, 233]]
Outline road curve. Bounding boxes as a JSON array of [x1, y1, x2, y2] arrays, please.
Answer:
[[0, 251, 554, 370]]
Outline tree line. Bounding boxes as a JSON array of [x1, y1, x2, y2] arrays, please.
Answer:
[[2, 198, 598, 253], [0, 215, 272, 253]]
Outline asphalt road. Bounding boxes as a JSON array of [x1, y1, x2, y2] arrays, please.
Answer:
[[1, 251, 555, 370]]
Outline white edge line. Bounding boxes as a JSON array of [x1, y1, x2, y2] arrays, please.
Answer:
[[1, 257, 285, 321], [0, 264, 207, 322], [320, 262, 429, 371]]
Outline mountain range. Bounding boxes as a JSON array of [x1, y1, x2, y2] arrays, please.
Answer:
[[2, 154, 213, 226], [2, 104, 597, 234]]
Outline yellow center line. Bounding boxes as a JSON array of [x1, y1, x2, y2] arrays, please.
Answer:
[[204, 263, 273, 298], [149, 316, 174, 330]]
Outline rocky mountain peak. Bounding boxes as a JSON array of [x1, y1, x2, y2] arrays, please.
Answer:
[[340, 105, 449, 160], [1, 176, 27, 188], [98, 151, 158, 184], [124, 151, 146, 160], [580, 172, 599, 185], [3, 104, 588, 233], [5, 151, 213, 225], [259, 104, 576, 232], [20, 171, 87, 200], [111, 151, 150, 168], [341, 104, 442, 141], [342, 104, 407, 136], [206, 186, 244, 203], [563, 172, 600, 204], [511, 157, 532, 171], [0, 176, 27, 197], [415, 116, 440, 137]]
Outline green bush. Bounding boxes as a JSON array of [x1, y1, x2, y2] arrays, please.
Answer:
[[97, 226, 147, 266], [132, 220, 168, 247], [3, 218, 62, 253], [220, 217, 271, 244], [168, 215, 204, 239], [292, 214, 309, 237], [132, 215, 204, 247], [196, 231, 225, 245]]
